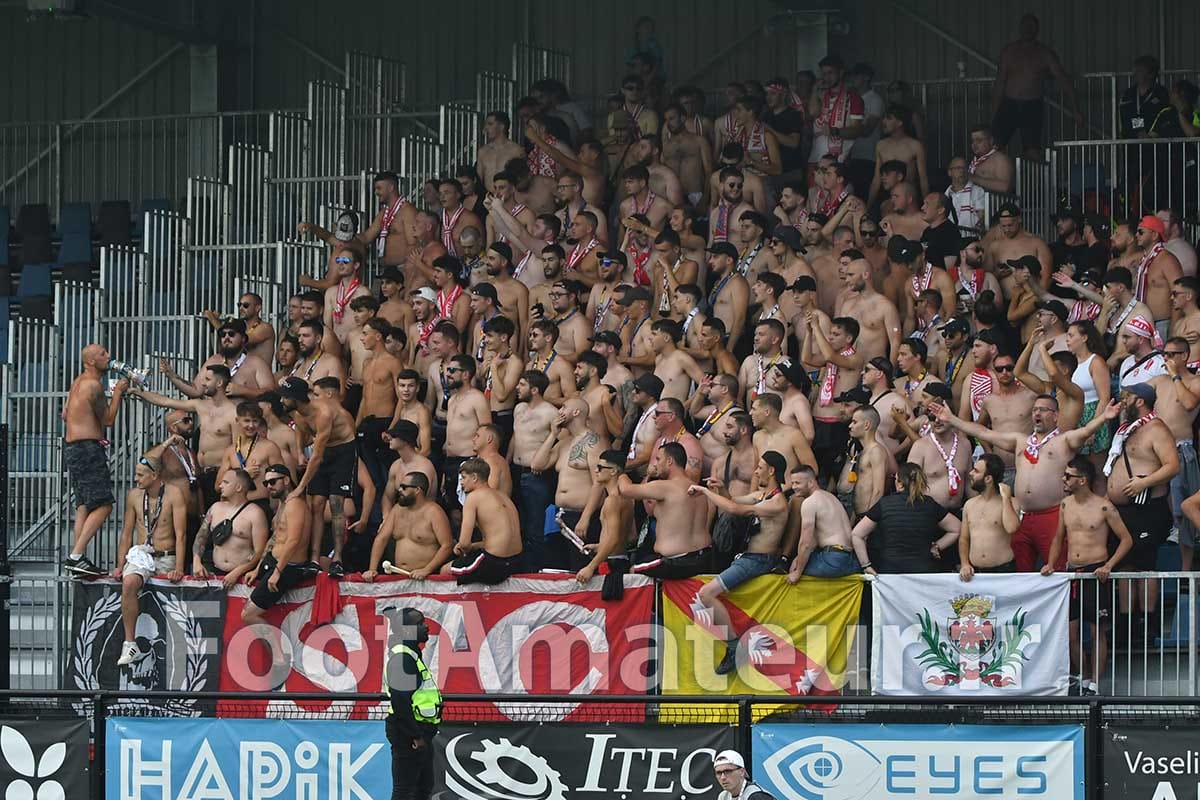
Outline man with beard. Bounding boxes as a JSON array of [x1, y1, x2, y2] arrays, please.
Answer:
[[837, 257, 901, 363], [484, 198, 561, 291], [773, 181, 808, 230], [958, 454, 1020, 579], [528, 246, 566, 319], [479, 243, 530, 340], [201, 293, 276, 366], [341, 171, 415, 267], [563, 211, 604, 287], [634, 135, 685, 208], [1095, 268, 1153, 366], [1170, 278, 1200, 366], [861, 357, 906, 458], [920, 192, 961, 269], [530, 398, 604, 570], [1146, 340, 1200, 569], [617, 165, 672, 243], [574, 350, 623, 439], [544, 280, 590, 362], [705, 242, 750, 349], [1132, 214, 1183, 337], [553, 171, 609, 248], [477, 112, 526, 191], [950, 237, 1001, 318], [650, 230, 698, 318], [661, 104, 713, 207], [458, 227, 486, 286], [870, 105, 928, 205], [484, 171, 536, 247], [407, 289, 444, 375], [240, 465, 312, 625], [591, 330, 634, 391], [509, 371, 559, 554], [688, 374, 740, 472], [478, 316, 523, 449], [906, 383, 973, 512], [172, 320, 275, 400], [145, 410, 204, 540], [933, 393, 1119, 571], [132, 366, 238, 508], [404, 209, 449, 289], [707, 167, 754, 246], [786, 464, 858, 579], [808, 224, 852, 313], [1050, 207, 1089, 271], [364, 471, 453, 582], [985, 204, 1052, 296], [287, 319, 345, 386], [733, 211, 773, 285], [890, 236, 956, 333], [881, 183, 927, 243], [737, 319, 788, 407], [585, 251, 627, 334], [528, 319, 575, 405], [689, 451, 790, 674], [966, 124, 1014, 194], [440, 355, 492, 519]]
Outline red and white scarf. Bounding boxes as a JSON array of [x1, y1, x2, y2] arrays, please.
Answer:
[[633, 190, 657, 217], [723, 113, 741, 142], [1125, 314, 1164, 349], [416, 315, 443, 353], [911, 263, 933, 299], [712, 201, 733, 241], [625, 103, 646, 139], [818, 346, 855, 406], [497, 203, 526, 243], [513, 250, 534, 280], [566, 238, 600, 273], [930, 431, 962, 496], [1023, 428, 1061, 464], [737, 122, 770, 165], [378, 196, 407, 256], [1133, 242, 1164, 302], [436, 284, 463, 320], [968, 368, 994, 419], [819, 187, 849, 217], [951, 266, 984, 301], [332, 275, 361, 324], [527, 133, 560, 178], [628, 402, 658, 459], [1104, 411, 1157, 476], [441, 206, 465, 256], [630, 244, 652, 286], [1068, 299, 1101, 323], [968, 148, 996, 175], [816, 84, 852, 158]]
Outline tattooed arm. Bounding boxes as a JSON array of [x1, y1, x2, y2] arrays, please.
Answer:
[[192, 513, 213, 578]]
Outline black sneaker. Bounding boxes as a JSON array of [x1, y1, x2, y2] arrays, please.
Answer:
[[64, 555, 104, 578], [715, 642, 740, 675], [328, 560, 345, 579]]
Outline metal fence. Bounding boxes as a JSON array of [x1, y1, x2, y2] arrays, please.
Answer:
[[1053, 136, 1200, 221], [477, 70, 517, 131], [512, 41, 572, 96], [440, 103, 480, 176], [345, 51, 408, 171]]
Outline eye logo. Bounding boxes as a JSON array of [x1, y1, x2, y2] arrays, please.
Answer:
[[0, 726, 67, 800], [761, 736, 881, 800]]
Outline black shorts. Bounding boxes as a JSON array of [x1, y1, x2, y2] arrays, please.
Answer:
[[440, 456, 467, 511], [1116, 495, 1172, 570], [492, 409, 515, 454], [631, 546, 713, 580], [342, 382, 363, 418], [977, 559, 1017, 574], [248, 553, 306, 610], [550, 508, 602, 571], [812, 419, 850, 478], [1068, 561, 1112, 624], [992, 96, 1044, 149], [450, 550, 524, 585], [306, 440, 358, 498], [199, 467, 220, 509], [63, 439, 114, 510]]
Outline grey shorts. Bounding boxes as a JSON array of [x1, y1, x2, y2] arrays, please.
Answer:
[[64, 439, 114, 511]]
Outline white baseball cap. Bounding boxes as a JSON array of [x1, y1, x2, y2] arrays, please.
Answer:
[[412, 287, 437, 304], [714, 750, 745, 769]]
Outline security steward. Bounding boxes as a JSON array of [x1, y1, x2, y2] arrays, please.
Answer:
[[383, 607, 442, 800]]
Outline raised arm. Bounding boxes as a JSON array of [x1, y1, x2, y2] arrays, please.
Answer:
[[1062, 400, 1120, 450], [931, 401, 1021, 450]]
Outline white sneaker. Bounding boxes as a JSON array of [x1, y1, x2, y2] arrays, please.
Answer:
[[1168, 527, 1180, 544], [117, 641, 140, 666]]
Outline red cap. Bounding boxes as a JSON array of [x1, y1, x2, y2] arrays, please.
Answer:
[[1138, 214, 1166, 238]]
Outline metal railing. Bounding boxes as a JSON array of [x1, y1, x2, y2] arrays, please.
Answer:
[[345, 51, 407, 171], [440, 103, 480, 176], [512, 42, 571, 96], [1053, 136, 1200, 220], [399, 134, 444, 197], [477, 71, 517, 131]]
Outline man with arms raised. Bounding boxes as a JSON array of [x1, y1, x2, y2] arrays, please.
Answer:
[[786, 465, 858, 579], [113, 455, 187, 666], [933, 394, 1119, 571], [446, 459, 524, 584], [239, 465, 312, 629], [167, 320, 274, 400], [1043, 457, 1132, 695], [959, 454, 1020, 579], [201, 294, 277, 367], [364, 472, 453, 582], [690, 451, 790, 674]]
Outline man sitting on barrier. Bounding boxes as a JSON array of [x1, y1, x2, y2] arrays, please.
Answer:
[[786, 464, 858, 580], [365, 471, 453, 582], [113, 455, 186, 666], [688, 451, 790, 675], [1044, 457, 1133, 696], [242, 465, 313, 626], [192, 469, 269, 589], [623, 442, 714, 579], [446, 458, 524, 584]]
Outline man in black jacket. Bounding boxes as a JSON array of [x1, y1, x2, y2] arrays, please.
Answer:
[[383, 607, 442, 800]]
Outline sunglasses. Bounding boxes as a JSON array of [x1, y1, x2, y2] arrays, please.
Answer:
[[1165, 350, 1189, 357], [1063, 472, 1084, 480], [239, 301, 254, 308], [334, 256, 354, 264], [446, 367, 464, 374], [263, 476, 285, 487], [994, 364, 1016, 373], [548, 291, 567, 298], [601, 258, 619, 265], [398, 484, 421, 491], [137, 457, 156, 471]]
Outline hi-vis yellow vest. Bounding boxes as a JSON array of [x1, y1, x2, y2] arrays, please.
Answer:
[[385, 643, 443, 725]]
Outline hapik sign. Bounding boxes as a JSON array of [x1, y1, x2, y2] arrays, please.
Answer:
[[1104, 725, 1200, 799], [434, 723, 736, 800]]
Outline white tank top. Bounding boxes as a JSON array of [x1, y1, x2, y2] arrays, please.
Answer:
[[1072, 353, 1099, 404]]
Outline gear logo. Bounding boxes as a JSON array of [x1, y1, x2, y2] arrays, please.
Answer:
[[0, 726, 67, 800], [444, 734, 567, 800]]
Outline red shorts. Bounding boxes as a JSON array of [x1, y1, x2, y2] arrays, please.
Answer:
[[1012, 505, 1065, 572]]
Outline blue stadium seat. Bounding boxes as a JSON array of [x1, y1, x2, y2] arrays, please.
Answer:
[[16, 204, 52, 264], [16, 263, 52, 297], [0, 206, 10, 268], [58, 202, 93, 264], [98, 201, 132, 246]]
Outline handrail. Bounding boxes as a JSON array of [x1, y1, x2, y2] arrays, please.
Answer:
[[1054, 136, 1200, 146]]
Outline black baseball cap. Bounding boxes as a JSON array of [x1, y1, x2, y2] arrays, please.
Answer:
[[940, 317, 970, 338], [218, 318, 247, 337], [1006, 255, 1041, 275], [277, 377, 311, 402], [590, 330, 622, 348], [470, 282, 502, 306], [865, 356, 895, 380], [386, 419, 420, 446], [617, 286, 652, 305], [632, 373, 664, 399], [887, 236, 921, 264], [771, 226, 806, 253], [380, 265, 404, 283], [1036, 299, 1069, 322], [1052, 206, 1083, 225], [600, 251, 627, 266], [773, 360, 811, 391], [707, 242, 739, 259], [1084, 214, 1112, 238], [789, 275, 817, 294]]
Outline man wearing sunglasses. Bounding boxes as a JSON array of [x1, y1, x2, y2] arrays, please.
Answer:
[[201, 294, 277, 367], [241, 465, 312, 626], [712, 750, 769, 800], [1132, 214, 1183, 337], [364, 472, 452, 584], [324, 248, 372, 351], [168, 319, 275, 401]]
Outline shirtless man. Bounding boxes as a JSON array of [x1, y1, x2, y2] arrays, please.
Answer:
[[645, 397, 705, 483], [528, 319, 575, 405], [377, 266, 414, 332], [837, 258, 902, 363], [1096, 269, 1153, 370], [979, 351, 1038, 477], [870, 105, 928, 205], [966, 125, 1015, 194], [343, 296, 380, 411], [768, 361, 815, 439], [380, 421, 438, 521], [62, 344, 128, 577], [734, 211, 774, 285], [112, 455, 186, 666], [572, 450, 637, 586], [689, 375, 741, 472], [277, 377, 359, 577], [767, 228, 814, 317], [809, 225, 854, 314], [489, 201, 560, 290], [738, 320, 787, 407], [470, 424, 512, 497], [474, 315, 522, 446], [356, 317, 403, 489], [805, 314, 864, 481], [446, 458, 524, 584], [407, 289, 444, 375], [617, 165, 672, 244], [837, 406, 888, 522], [650, 230, 699, 318], [623, 443, 714, 578], [648, 318, 705, 402], [439, 355, 493, 520], [233, 465, 310, 629], [1151, 338, 1200, 568], [1104, 383, 1180, 634], [985, 205, 1053, 294], [591, 330, 635, 390], [355, 171, 416, 266], [585, 251, 626, 334], [708, 167, 755, 246], [170, 321, 274, 400], [201, 293, 277, 366], [145, 411, 203, 531], [553, 171, 609, 249], [934, 394, 1119, 571], [364, 472, 453, 581], [661, 104, 713, 207], [216, 402, 284, 507], [959, 455, 1020, 579], [389, 370, 433, 456], [192, 468, 269, 587], [477, 112, 526, 190], [289, 320, 346, 386], [1133, 214, 1184, 334], [574, 351, 623, 439], [1169, 277, 1200, 365], [690, 451, 790, 674], [481, 242, 530, 337], [786, 464, 859, 579], [431, 257, 471, 335], [616, 287, 656, 377], [133, 365, 237, 507], [529, 398, 603, 569], [322, 248, 372, 348], [860, 357, 906, 458], [635, 135, 686, 208], [906, 392, 973, 512], [508, 372, 559, 561], [1044, 457, 1132, 695], [546, 280, 590, 362], [484, 170, 536, 247], [705, 242, 750, 347], [881, 184, 927, 243], [991, 14, 1082, 159], [751, 393, 817, 476]]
